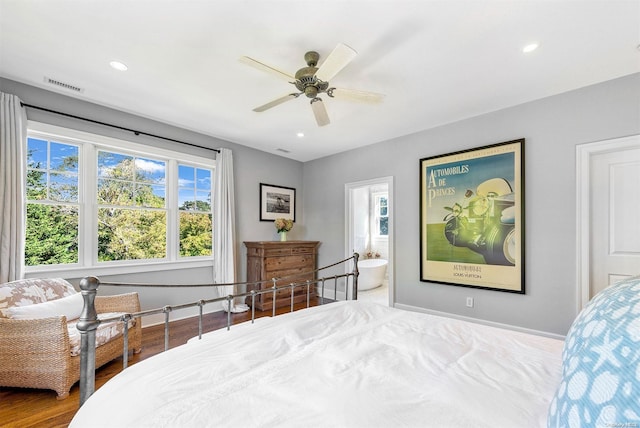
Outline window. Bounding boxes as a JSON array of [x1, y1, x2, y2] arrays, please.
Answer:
[[25, 138, 80, 265], [374, 193, 388, 236], [97, 150, 167, 261], [25, 123, 215, 276], [178, 165, 212, 257]]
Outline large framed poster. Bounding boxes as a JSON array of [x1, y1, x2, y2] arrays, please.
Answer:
[[419, 139, 525, 293]]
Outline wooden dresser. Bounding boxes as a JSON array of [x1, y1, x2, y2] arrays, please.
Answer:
[[244, 241, 320, 310]]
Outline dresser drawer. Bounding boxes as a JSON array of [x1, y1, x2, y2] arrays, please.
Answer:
[[291, 246, 314, 255], [265, 255, 313, 273]]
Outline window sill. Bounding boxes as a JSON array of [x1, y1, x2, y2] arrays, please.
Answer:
[[24, 258, 213, 280]]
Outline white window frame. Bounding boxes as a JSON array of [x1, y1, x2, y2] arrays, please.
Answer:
[[372, 192, 389, 238], [25, 122, 215, 278], [176, 163, 214, 259]]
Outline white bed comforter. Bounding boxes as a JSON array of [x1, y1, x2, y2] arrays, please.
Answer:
[[70, 301, 563, 428]]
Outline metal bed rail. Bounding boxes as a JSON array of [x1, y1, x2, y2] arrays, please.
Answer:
[[77, 253, 359, 406]]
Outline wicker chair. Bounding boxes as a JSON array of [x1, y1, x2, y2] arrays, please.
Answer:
[[0, 278, 142, 399]]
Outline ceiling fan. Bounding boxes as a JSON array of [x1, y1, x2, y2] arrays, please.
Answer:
[[240, 43, 384, 127]]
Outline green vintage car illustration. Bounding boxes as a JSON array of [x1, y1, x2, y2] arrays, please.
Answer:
[[443, 178, 516, 266]]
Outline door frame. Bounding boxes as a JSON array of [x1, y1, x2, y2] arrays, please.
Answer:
[[576, 134, 640, 311], [345, 176, 394, 306]]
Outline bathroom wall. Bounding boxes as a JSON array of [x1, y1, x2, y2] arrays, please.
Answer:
[[351, 187, 370, 256]]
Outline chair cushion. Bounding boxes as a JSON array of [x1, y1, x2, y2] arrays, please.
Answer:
[[0, 278, 76, 318], [3, 292, 84, 320], [67, 313, 137, 356]]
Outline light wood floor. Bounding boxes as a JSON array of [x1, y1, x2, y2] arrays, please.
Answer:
[[0, 298, 325, 428]]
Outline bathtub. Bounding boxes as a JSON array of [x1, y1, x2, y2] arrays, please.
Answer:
[[357, 258, 388, 290]]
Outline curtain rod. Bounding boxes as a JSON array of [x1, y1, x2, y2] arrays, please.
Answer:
[[20, 102, 220, 154]]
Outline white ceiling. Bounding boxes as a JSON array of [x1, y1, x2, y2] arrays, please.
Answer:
[[1, 1, 638, 162]]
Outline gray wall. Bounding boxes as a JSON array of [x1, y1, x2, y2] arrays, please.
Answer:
[[0, 78, 304, 321], [303, 73, 640, 336], [4, 74, 639, 333]]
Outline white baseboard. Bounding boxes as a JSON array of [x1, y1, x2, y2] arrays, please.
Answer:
[[393, 303, 566, 341]]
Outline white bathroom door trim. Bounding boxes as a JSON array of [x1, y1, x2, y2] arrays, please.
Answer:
[[345, 176, 394, 306], [576, 134, 640, 312]]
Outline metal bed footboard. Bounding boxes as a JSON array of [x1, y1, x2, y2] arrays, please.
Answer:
[[77, 253, 359, 406]]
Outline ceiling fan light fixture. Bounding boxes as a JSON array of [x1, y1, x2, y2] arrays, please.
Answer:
[[304, 86, 318, 98]]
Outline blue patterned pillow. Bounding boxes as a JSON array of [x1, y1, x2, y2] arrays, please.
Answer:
[[547, 275, 640, 427]]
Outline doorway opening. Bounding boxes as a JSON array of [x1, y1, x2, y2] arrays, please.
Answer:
[[345, 176, 394, 306]]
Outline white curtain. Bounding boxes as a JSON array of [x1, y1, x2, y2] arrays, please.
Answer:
[[0, 92, 27, 283], [213, 148, 248, 312]]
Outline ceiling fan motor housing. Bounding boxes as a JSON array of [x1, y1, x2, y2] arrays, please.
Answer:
[[295, 51, 329, 98]]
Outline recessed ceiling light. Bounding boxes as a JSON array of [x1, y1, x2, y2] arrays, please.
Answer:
[[109, 60, 128, 71], [522, 43, 539, 54], [296, 132, 304, 138]]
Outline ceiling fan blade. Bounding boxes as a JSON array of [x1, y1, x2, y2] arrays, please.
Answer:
[[310, 98, 330, 127], [239, 56, 295, 81], [315, 43, 357, 82], [328, 88, 385, 104], [253, 94, 299, 112]]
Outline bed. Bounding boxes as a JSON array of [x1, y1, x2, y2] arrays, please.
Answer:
[[70, 270, 640, 428]]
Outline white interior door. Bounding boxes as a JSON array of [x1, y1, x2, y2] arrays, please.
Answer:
[[577, 135, 640, 309], [588, 140, 640, 298]]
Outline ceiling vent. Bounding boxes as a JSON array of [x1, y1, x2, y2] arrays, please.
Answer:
[[43, 76, 84, 93], [276, 148, 291, 153]]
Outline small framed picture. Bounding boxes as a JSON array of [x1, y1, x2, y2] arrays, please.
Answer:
[[259, 183, 296, 221]]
